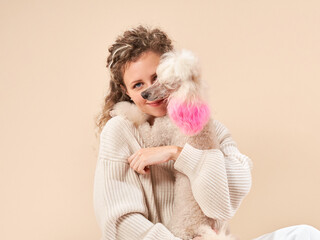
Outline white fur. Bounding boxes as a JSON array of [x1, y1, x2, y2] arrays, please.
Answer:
[[109, 101, 151, 128], [156, 49, 209, 103]]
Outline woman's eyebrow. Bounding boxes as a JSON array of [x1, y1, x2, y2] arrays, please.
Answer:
[[131, 73, 156, 86], [131, 79, 141, 86]]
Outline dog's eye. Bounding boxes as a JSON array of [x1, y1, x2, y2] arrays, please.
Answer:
[[153, 75, 157, 81]]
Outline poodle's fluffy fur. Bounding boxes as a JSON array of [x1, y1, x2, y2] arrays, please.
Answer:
[[110, 49, 236, 240]]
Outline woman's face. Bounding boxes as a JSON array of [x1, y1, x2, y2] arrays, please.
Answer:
[[122, 51, 168, 118]]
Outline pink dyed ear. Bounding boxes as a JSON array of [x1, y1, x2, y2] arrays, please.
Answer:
[[167, 99, 210, 136]]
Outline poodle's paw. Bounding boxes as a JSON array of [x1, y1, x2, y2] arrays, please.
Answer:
[[197, 224, 237, 240], [196, 225, 217, 240], [190, 236, 203, 240]]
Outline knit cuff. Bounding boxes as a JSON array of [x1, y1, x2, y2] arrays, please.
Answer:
[[173, 143, 206, 182], [117, 214, 181, 240]]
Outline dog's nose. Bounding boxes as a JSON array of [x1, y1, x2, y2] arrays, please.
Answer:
[[141, 91, 149, 99]]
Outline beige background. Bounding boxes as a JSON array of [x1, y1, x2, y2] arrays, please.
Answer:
[[1, 0, 319, 239]]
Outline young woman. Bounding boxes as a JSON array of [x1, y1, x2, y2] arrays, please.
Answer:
[[93, 25, 320, 240]]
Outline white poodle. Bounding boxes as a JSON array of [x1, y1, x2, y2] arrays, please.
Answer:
[[110, 49, 236, 240]]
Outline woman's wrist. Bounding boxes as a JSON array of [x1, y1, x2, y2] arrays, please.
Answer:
[[169, 146, 182, 161]]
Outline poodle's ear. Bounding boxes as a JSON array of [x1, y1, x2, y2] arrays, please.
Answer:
[[110, 101, 150, 127]]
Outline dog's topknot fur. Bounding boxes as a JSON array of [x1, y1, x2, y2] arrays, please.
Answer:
[[157, 49, 201, 86]]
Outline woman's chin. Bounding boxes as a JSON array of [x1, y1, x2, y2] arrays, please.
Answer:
[[149, 109, 167, 117]]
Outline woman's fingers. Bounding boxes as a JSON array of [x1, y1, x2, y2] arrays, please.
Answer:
[[131, 153, 140, 170], [144, 166, 150, 174], [128, 151, 148, 174], [128, 149, 139, 164], [128, 147, 171, 174], [137, 161, 148, 174]]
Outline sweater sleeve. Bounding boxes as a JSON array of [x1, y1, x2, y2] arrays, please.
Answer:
[[93, 116, 181, 240], [173, 119, 253, 221]]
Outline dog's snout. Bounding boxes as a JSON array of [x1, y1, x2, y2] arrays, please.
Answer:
[[141, 91, 150, 99]]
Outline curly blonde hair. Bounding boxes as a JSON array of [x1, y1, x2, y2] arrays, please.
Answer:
[[94, 25, 174, 135]]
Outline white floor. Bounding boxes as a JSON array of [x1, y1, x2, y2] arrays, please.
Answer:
[[252, 225, 320, 240]]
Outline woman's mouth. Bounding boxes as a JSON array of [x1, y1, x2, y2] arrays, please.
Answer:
[[147, 98, 166, 107]]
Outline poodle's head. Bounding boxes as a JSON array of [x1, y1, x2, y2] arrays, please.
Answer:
[[141, 49, 203, 103], [141, 49, 211, 136]]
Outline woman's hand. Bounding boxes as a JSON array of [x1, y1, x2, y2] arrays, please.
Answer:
[[128, 146, 182, 174]]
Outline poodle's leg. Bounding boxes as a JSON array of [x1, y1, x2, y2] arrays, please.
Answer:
[[167, 172, 213, 239], [197, 223, 237, 240], [186, 118, 220, 150]]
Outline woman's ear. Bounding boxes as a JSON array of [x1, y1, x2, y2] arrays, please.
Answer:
[[120, 84, 131, 99], [120, 84, 127, 94]]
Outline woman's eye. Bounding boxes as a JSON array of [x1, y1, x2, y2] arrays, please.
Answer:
[[133, 82, 142, 88]]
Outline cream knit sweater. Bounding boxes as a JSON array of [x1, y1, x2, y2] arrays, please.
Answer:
[[93, 115, 253, 240]]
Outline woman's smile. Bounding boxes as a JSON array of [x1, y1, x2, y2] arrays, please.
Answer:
[[147, 98, 167, 107]]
